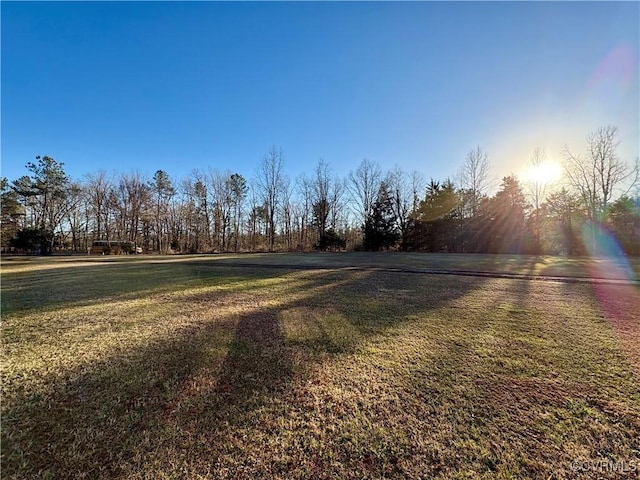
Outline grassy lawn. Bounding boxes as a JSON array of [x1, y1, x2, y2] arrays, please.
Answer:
[[2, 254, 639, 479]]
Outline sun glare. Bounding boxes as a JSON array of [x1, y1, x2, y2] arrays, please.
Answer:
[[525, 161, 562, 185]]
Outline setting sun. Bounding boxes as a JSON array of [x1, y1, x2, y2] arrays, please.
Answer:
[[525, 161, 563, 185]]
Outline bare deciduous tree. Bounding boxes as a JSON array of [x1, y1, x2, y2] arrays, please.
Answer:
[[386, 165, 415, 248], [410, 170, 425, 215], [348, 158, 382, 226], [183, 170, 212, 251], [62, 181, 86, 251], [256, 146, 285, 252], [457, 146, 491, 218], [280, 176, 295, 250], [150, 170, 175, 253], [296, 174, 314, 250], [526, 147, 549, 253], [563, 125, 639, 221], [117, 172, 150, 248], [328, 176, 346, 232], [209, 169, 234, 251], [228, 173, 248, 253], [84, 170, 114, 241], [526, 147, 550, 212], [313, 159, 332, 238]]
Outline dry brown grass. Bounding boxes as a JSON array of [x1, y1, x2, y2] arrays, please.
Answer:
[[1, 255, 639, 479]]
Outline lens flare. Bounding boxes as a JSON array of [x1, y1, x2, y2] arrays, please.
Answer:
[[579, 222, 639, 349], [580, 222, 635, 280], [582, 44, 636, 116]]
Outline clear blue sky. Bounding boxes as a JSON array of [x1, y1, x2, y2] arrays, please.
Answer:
[[2, 1, 638, 188]]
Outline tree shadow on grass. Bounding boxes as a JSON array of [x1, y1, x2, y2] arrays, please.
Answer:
[[2, 267, 489, 479], [212, 307, 291, 413], [13, 259, 637, 480]]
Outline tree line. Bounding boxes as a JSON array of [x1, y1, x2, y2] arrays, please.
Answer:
[[2, 126, 638, 256]]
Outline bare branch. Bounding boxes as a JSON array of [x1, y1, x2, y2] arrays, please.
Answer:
[[563, 125, 637, 220]]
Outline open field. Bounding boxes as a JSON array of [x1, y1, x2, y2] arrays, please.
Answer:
[[2, 253, 639, 479]]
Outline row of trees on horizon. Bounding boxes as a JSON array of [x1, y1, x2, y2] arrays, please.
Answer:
[[2, 125, 639, 257]]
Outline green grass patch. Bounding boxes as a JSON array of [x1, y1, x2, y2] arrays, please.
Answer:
[[2, 254, 639, 479]]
